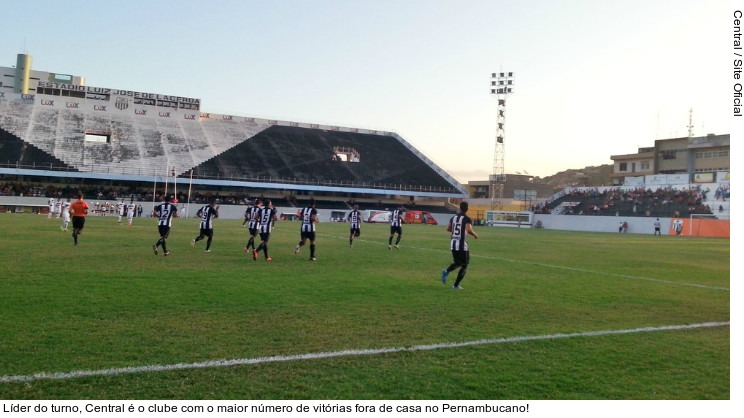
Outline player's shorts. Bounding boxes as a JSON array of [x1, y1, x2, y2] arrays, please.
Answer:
[[390, 226, 402, 235], [350, 228, 361, 237], [199, 228, 214, 238], [72, 216, 86, 230], [300, 231, 316, 241], [62, 213, 71, 223], [259, 232, 271, 242], [249, 227, 258, 237], [451, 249, 469, 266], [158, 225, 171, 239]]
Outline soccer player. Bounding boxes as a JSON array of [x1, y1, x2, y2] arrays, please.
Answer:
[[294, 198, 318, 261], [441, 201, 478, 290], [54, 199, 62, 218], [69, 193, 89, 246], [60, 197, 71, 231], [388, 206, 404, 249], [653, 218, 662, 236], [243, 199, 261, 255], [672, 219, 684, 237], [126, 200, 136, 226], [192, 200, 219, 252], [347, 204, 362, 247], [47, 197, 56, 219], [116, 201, 125, 223], [254, 199, 277, 261], [152, 195, 177, 256]]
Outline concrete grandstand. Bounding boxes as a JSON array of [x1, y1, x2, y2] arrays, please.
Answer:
[[1, 54, 466, 219]]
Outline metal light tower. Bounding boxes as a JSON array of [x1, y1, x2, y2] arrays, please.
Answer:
[[489, 71, 514, 210]]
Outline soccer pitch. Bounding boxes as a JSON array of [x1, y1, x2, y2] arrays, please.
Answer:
[[0, 214, 730, 399]]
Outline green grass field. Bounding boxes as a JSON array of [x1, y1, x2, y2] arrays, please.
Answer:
[[0, 214, 730, 400]]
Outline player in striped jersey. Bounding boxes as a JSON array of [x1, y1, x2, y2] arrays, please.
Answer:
[[347, 204, 362, 247], [243, 199, 261, 256], [191, 200, 219, 252], [388, 207, 404, 249], [152, 195, 177, 256], [441, 201, 478, 290], [254, 199, 278, 261], [294, 198, 318, 261]]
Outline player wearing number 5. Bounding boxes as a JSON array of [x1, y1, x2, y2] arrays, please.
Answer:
[[441, 201, 478, 290]]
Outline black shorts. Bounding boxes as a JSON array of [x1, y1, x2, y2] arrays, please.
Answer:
[[451, 249, 470, 266], [199, 228, 214, 238], [249, 227, 258, 237], [260, 232, 271, 242], [301, 231, 316, 241], [158, 225, 171, 239], [390, 226, 402, 235], [350, 228, 361, 237], [72, 216, 86, 230]]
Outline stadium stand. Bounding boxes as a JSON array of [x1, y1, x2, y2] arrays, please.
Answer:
[[535, 186, 715, 218], [1, 92, 464, 199]]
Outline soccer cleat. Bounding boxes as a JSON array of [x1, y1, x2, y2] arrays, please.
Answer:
[[441, 269, 448, 284], [253, 250, 258, 261], [394, 244, 400, 249], [244, 247, 249, 254], [190, 239, 196, 247], [309, 257, 316, 261], [388, 245, 392, 250], [452, 285, 463, 290], [266, 257, 272, 262], [294, 245, 300, 255], [205, 249, 211, 253], [152, 245, 158, 255], [164, 251, 171, 256]]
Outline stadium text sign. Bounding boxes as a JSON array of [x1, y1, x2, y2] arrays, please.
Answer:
[[36, 81, 201, 105]]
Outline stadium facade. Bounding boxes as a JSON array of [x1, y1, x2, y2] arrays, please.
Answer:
[[0, 53, 467, 209]]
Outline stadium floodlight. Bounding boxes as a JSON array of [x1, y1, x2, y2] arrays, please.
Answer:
[[489, 71, 514, 210]]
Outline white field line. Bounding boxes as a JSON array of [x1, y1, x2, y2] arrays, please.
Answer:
[[319, 233, 730, 292], [0, 321, 729, 384]]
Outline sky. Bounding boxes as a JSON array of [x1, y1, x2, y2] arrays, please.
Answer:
[[0, 0, 733, 183]]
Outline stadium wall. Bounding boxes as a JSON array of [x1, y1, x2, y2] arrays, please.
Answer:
[[533, 214, 730, 237]]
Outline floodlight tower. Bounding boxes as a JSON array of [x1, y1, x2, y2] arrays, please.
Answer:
[[489, 71, 514, 210]]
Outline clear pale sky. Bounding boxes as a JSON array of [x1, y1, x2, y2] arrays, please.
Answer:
[[1, 0, 732, 182]]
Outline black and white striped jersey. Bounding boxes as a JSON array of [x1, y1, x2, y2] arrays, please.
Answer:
[[198, 205, 218, 229], [299, 207, 317, 233], [449, 213, 472, 251], [155, 202, 177, 227], [347, 210, 361, 229], [245, 205, 261, 229], [391, 209, 403, 227], [257, 207, 277, 233]]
